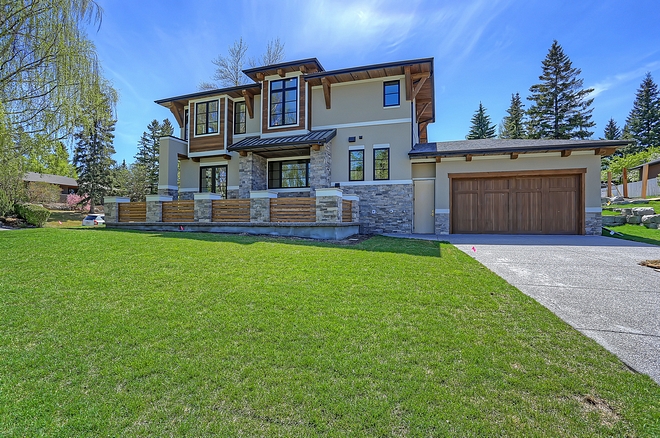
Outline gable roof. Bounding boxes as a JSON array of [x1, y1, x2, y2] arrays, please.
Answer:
[[409, 139, 631, 158], [23, 172, 77, 187]]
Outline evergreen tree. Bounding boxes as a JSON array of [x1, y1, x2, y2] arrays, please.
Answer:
[[499, 93, 526, 139], [624, 72, 660, 153], [73, 86, 117, 214], [466, 102, 496, 139], [526, 40, 595, 139], [603, 118, 621, 140], [135, 119, 173, 195]]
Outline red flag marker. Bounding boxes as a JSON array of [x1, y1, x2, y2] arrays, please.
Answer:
[[471, 246, 476, 253], [179, 225, 184, 231], [58, 221, 62, 225]]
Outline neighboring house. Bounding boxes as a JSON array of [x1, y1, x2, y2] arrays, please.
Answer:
[[23, 172, 78, 202], [629, 157, 660, 180], [153, 57, 627, 236]]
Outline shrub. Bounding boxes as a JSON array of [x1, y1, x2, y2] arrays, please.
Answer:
[[66, 193, 90, 212], [0, 189, 13, 216], [27, 181, 62, 204], [15, 203, 51, 227]]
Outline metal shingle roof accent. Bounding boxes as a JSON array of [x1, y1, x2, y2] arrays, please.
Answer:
[[228, 129, 337, 151], [409, 139, 631, 157]]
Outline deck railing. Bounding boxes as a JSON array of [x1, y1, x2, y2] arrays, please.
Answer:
[[119, 202, 146, 222], [162, 200, 194, 222], [270, 197, 316, 223], [212, 199, 250, 222]]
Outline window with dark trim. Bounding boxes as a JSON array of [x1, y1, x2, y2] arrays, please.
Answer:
[[184, 108, 189, 140], [349, 150, 364, 181], [383, 80, 400, 107], [268, 159, 309, 188], [234, 101, 246, 134], [270, 78, 298, 127], [195, 100, 218, 135], [200, 165, 227, 198], [373, 148, 390, 180]]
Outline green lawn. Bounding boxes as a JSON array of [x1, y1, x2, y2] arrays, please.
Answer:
[[602, 200, 660, 216], [603, 223, 660, 246], [1, 229, 658, 436]]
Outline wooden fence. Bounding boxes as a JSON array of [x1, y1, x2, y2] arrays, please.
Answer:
[[270, 197, 315, 222], [162, 200, 194, 222], [342, 200, 352, 222], [118, 202, 146, 222], [212, 199, 250, 222]]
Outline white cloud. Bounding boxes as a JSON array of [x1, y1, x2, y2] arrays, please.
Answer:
[[590, 61, 660, 97]]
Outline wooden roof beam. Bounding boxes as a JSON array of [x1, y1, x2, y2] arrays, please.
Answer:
[[411, 75, 429, 101], [299, 65, 307, 73], [277, 68, 286, 78], [412, 72, 430, 80], [404, 66, 413, 101], [321, 77, 332, 109], [241, 89, 254, 119], [416, 102, 430, 120], [465, 154, 473, 162], [510, 153, 519, 159], [169, 102, 185, 127], [596, 147, 617, 156], [561, 150, 571, 157], [256, 72, 265, 81], [435, 156, 442, 163]]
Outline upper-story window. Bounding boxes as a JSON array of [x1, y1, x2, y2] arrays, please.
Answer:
[[270, 78, 297, 127], [195, 100, 218, 135], [349, 150, 364, 181], [234, 101, 246, 134], [383, 80, 400, 107]]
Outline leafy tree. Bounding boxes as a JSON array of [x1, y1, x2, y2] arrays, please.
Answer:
[[111, 161, 151, 202], [135, 119, 173, 195], [200, 38, 286, 89], [624, 72, 660, 153], [466, 102, 496, 139], [499, 93, 526, 139], [601, 146, 660, 183], [603, 118, 621, 140], [73, 84, 117, 214], [26, 141, 76, 178], [526, 40, 595, 139]]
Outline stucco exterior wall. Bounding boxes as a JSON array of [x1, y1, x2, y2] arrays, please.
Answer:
[[432, 151, 603, 210], [310, 77, 411, 127]]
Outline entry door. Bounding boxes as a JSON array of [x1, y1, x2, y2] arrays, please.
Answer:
[[413, 179, 435, 234]]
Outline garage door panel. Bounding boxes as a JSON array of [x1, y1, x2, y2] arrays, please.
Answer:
[[453, 193, 479, 233], [515, 191, 543, 233], [451, 173, 582, 235]]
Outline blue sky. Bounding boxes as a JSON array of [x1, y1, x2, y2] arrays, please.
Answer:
[[86, 0, 660, 165]]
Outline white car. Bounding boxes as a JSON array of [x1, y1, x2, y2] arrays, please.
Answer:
[[82, 214, 105, 226]]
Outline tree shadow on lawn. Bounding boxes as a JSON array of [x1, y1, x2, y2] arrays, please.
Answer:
[[90, 227, 445, 258]]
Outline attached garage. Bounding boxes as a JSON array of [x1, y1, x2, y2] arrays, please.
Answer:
[[408, 139, 630, 235], [450, 170, 583, 234]]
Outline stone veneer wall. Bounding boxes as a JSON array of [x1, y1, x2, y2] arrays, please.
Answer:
[[585, 211, 602, 236], [179, 191, 195, 200], [435, 212, 450, 235], [274, 190, 311, 198], [239, 153, 267, 198], [157, 188, 178, 200], [309, 141, 332, 194], [227, 189, 239, 199], [341, 183, 413, 234]]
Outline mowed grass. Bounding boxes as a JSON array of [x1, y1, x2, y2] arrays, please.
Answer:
[[1, 229, 658, 436], [603, 223, 660, 246]]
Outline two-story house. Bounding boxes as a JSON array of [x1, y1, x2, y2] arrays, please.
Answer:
[[147, 57, 627, 236]]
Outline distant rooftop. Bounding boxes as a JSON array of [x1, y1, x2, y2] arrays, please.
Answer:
[[23, 172, 77, 187]]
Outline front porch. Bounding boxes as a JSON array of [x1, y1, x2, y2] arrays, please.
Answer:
[[104, 188, 360, 240]]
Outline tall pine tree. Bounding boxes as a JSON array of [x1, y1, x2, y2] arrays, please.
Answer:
[[74, 86, 117, 214], [624, 72, 660, 153], [499, 93, 526, 139], [135, 119, 173, 195], [466, 102, 496, 139], [603, 118, 621, 140], [526, 40, 594, 139]]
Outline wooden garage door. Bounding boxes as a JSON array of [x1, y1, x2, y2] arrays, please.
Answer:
[[451, 173, 582, 234]]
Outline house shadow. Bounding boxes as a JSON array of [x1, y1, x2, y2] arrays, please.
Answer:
[[93, 227, 445, 258]]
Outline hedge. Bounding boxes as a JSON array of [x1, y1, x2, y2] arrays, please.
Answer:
[[15, 203, 51, 227]]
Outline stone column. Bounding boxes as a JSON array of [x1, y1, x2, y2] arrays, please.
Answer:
[[103, 197, 130, 224], [309, 141, 332, 195], [194, 193, 222, 223], [343, 194, 360, 223], [146, 195, 172, 222], [250, 190, 277, 223], [585, 210, 602, 235], [239, 152, 268, 199], [316, 187, 342, 223], [435, 209, 450, 235]]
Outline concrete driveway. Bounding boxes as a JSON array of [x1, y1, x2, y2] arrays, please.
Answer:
[[445, 234, 660, 384]]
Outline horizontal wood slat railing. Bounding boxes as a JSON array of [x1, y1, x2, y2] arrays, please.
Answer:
[[162, 200, 194, 222], [212, 199, 250, 222], [270, 197, 315, 223], [118, 202, 146, 222], [342, 200, 352, 222]]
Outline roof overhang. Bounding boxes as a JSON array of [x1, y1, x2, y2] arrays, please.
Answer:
[[409, 139, 631, 160], [243, 58, 325, 82], [228, 129, 337, 157]]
